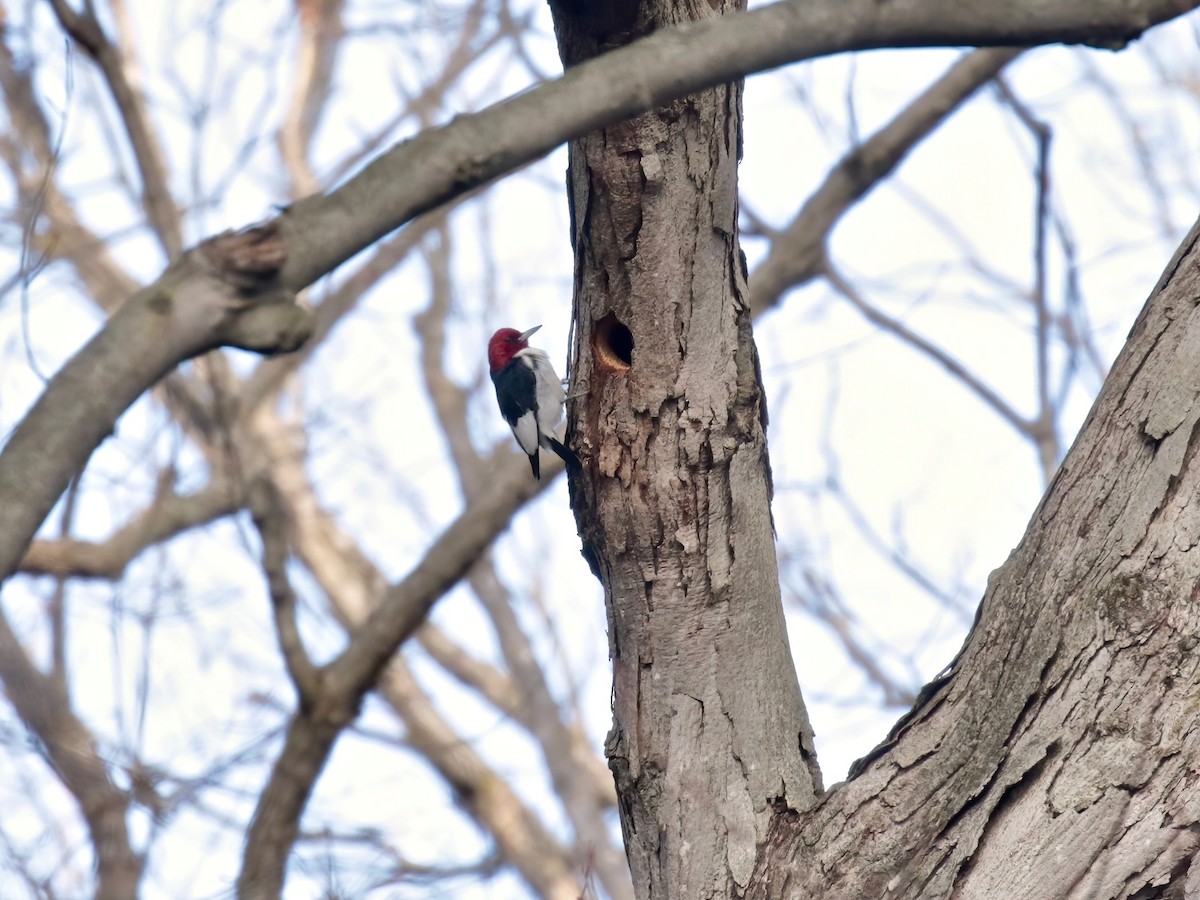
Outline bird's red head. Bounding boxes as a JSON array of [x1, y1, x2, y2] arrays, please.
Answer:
[[487, 325, 541, 373]]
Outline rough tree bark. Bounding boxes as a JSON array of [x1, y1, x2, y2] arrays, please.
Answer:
[[742, 220, 1200, 898], [553, 4, 1200, 900], [551, 3, 820, 897]]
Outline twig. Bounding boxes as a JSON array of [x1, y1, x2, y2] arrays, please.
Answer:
[[749, 47, 1025, 315], [995, 76, 1061, 480], [18, 39, 73, 384], [249, 478, 320, 706], [824, 261, 1033, 438]]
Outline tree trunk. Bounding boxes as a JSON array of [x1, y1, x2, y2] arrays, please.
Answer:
[[743, 218, 1200, 897], [551, 3, 821, 897]]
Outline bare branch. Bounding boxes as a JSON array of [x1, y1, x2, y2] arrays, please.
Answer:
[[1078, 52, 1183, 240], [824, 262, 1033, 436], [275, 0, 1194, 295], [278, 0, 345, 198], [46, 0, 184, 257], [320, 0, 504, 187], [238, 445, 560, 898], [234, 405, 594, 895], [994, 77, 1062, 479], [0, 36, 141, 310], [413, 223, 488, 492], [2, 0, 1190, 600], [240, 201, 469, 415], [750, 47, 1024, 314], [249, 479, 321, 705], [415, 623, 522, 710], [0, 224, 311, 585], [468, 559, 633, 899], [0, 619, 141, 898], [415, 622, 616, 812], [781, 557, 919, 708], [380, 658, 585, 900], [20, 478, 239, 580]]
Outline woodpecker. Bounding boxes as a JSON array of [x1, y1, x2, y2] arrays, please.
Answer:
[[488, 325, 578, 479]]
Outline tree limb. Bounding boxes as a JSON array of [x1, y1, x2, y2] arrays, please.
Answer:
[[20, 478, 239, 580], [2, 0, 1191, 599], [275, 0, 1196, 294], [237, 432, 559, 897], [0, 614, 141, 899], [277, 0, 345, 199], [749, 46, 1025, 314], [47, 0, 184, 257], [380, 657, 585, 900], [0, 227, 312, 585], [249, 478, 321, 706]]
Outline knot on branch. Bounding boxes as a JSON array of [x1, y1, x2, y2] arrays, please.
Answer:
[[196, 223, 315, 356], [201, 224, 288, 293], [219, 302, 315, 355]]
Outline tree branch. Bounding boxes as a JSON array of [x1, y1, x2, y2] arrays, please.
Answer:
[[467, 558, 633, 899], [275, 0, 1194, 294], [2, 0, 1191, 601], [47, 0, 184, 257], [0, 226, 312, 586], [0, 35, 141, 311], [249, 479, 321, 706], [277, 0, 345, 199], [995, 76, 1062, 479], [414, 621, 617, 811], [824, 262, 1034, 436], [380, 658, 585, 900], [749, 46, 1024, 314], [229, 404, 593, 894], [0, 612, 141, 899], [240, 201, 470, 415], [20, 478, 238, 580], [238, 419, 560, 897]]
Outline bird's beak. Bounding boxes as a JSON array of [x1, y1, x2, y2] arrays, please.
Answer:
[[519, 325, 542, 342]]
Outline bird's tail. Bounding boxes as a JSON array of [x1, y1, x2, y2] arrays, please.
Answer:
[[543, 435, 581, 473]]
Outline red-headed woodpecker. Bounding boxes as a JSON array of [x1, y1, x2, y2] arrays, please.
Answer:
[[488, 325, 579, 479]]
